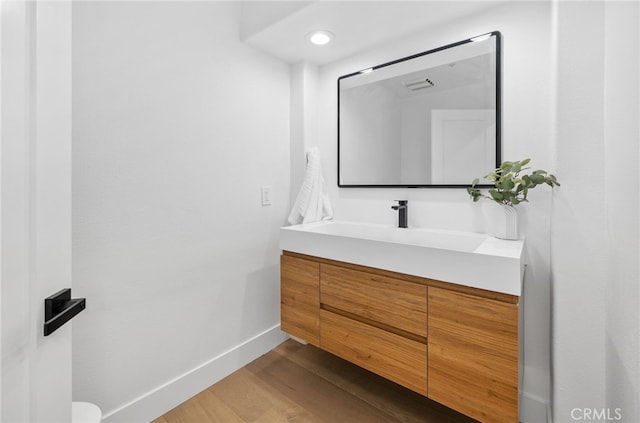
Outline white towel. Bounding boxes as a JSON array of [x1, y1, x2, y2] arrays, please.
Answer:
[[288, 147, 334, 225]]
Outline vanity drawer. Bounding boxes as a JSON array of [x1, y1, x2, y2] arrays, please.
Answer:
[[320, 309, 427, 396], [320, 264, 427, 337]]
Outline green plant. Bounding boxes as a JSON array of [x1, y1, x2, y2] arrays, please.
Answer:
[[467, 159, 560, 206]]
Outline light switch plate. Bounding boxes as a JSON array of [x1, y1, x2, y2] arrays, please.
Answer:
[[261, 186, 272, 206]]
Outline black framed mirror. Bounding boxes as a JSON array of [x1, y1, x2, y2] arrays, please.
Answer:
[[338, 31, 501, 188]]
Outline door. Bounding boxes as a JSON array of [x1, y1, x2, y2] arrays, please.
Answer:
[[431, 109, 496, 184], [1, 1, 73, 422]]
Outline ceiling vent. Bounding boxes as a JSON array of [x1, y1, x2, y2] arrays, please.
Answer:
[[403, 76, 434, 91]]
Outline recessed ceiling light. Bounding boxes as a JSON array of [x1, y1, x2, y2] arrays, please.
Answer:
[[308, 30, 333, 46]]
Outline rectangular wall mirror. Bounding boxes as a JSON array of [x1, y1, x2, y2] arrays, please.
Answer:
[[338, 31, 501, 188]]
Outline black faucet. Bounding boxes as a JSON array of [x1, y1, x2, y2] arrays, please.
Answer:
[[391, 200, 408, 228]]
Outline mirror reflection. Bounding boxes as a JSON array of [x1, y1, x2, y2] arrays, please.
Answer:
[[338, 32, 501, 187]]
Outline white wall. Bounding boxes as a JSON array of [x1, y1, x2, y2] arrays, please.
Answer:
[[307, 2, 555, 419], [400, 95, 430, 183], [603, 3, 640, 420], [71, 2, 290, 421], [341, 83, 401, 184], [552, 1, 640, 422], [552, 2, 607, 418]]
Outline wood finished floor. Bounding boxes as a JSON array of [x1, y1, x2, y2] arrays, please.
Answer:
[[153, 339, 477, 423]]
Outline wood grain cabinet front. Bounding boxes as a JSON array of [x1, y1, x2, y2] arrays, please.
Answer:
[[320, 309, 427, 396], [319, 263, 427, 338], [280, 254, 320, 346], [317, 262, 428, 395], [428, 286, 519, 423]]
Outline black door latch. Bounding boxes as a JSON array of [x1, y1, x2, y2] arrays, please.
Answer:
[[44, 288, 86, 336]]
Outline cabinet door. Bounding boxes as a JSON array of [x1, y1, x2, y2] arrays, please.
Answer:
[[281, 254, 320, 346], [428, 287, 518, 423], [321, 310, 427, 396]]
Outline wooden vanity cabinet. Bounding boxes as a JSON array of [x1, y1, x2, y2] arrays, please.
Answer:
[[280, 251, 520, 423]]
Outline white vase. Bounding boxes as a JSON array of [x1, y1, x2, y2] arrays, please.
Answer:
[[494, 204, 518, 240]]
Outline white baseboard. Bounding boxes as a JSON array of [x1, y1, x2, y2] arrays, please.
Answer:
[[520, 391, 550, 423], [102, 324, 289, 423]]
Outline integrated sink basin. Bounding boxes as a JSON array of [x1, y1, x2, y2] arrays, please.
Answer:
[[280, 220, 525, 296]]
